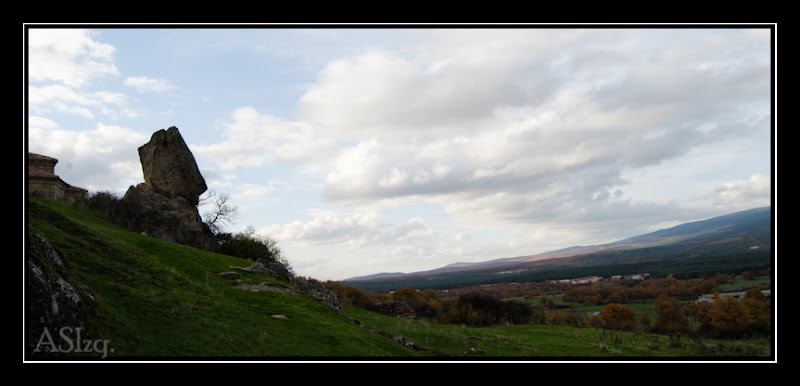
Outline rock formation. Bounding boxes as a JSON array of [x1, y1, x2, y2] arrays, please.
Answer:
[[138, 126, 207, 206], [288, 275, 342, 314], [116, 183, 215, 251], [118, 126, 215, 251]]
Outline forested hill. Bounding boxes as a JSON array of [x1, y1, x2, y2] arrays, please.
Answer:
[[343, 206, 772, 293], [617, 206, 770, 245]]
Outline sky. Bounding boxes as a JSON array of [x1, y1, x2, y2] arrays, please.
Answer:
[[25, 25, 774, 281]]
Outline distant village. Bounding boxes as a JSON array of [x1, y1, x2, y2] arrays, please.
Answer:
[[549, 273, 649, 285], [546, 273, 770, 303]]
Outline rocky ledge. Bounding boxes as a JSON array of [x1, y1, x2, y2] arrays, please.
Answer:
[[226, 262, 343, 314]]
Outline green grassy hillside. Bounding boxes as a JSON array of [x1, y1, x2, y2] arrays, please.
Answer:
[[26, 198, 419, 359]]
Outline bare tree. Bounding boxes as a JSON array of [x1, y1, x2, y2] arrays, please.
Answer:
[[200, 189, 238, 234]]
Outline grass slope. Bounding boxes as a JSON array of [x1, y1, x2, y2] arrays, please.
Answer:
[[344, 305, 771, 358], [26, 198, 418, 359]]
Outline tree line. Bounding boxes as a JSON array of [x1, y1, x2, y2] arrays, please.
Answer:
[[584, 287, 771, 340], [326, 282, 538, 327], [327, 270, 771, 340]]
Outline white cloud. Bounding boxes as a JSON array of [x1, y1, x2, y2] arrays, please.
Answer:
[[28, 115, 58, 130], [193, 106, 335, 172], [28, 122, 148, 193], [260, 207, 386, 248], [123, 76, 177, 93], [259, 205, 440, 250], [28, 29, 118, 88], [28, 29, 129, 121], [308, 28, 771, 238], [232, 183, 276, 199], [707, 173, 771, 210], [296, 29, 642, 139], [378, 168, 409, 189], [29, 85, 129, 120], [297, 47, 547, 137]]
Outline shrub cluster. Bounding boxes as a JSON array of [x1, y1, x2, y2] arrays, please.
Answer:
[[598, 303, 638, 331], [329, 283, 538, 327], [214, 229, 283, 265], [82, 190, 121, 220], [326, 281, 384, 309], [562, 276, 719, 304], [389, 286, 443, 319], [684, 287, 771, 338], [546, 311, 581, 327], [653, 295, 687, 334], [440, 292, 536, 326]]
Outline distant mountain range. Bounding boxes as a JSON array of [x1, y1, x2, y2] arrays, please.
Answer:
[[343, 206, 772, 284]]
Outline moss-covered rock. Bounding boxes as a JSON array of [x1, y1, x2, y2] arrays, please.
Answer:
[[26, 233, 97, 358]]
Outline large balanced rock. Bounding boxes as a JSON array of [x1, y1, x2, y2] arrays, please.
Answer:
[[138, 126, 207, 206], [117, 126, 216, 251]]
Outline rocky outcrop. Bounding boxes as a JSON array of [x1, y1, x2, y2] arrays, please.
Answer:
[[26, 234, 97, 358], [117, 127, 216, 251], [116, 183, 216, 251], [228, 262, 342, 314], [370, 301, 417, 319], [234, 282, 294, 294], [228, 261, 293, 282], [138, 126, 207, 206], [289, 276, 342, 314]]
